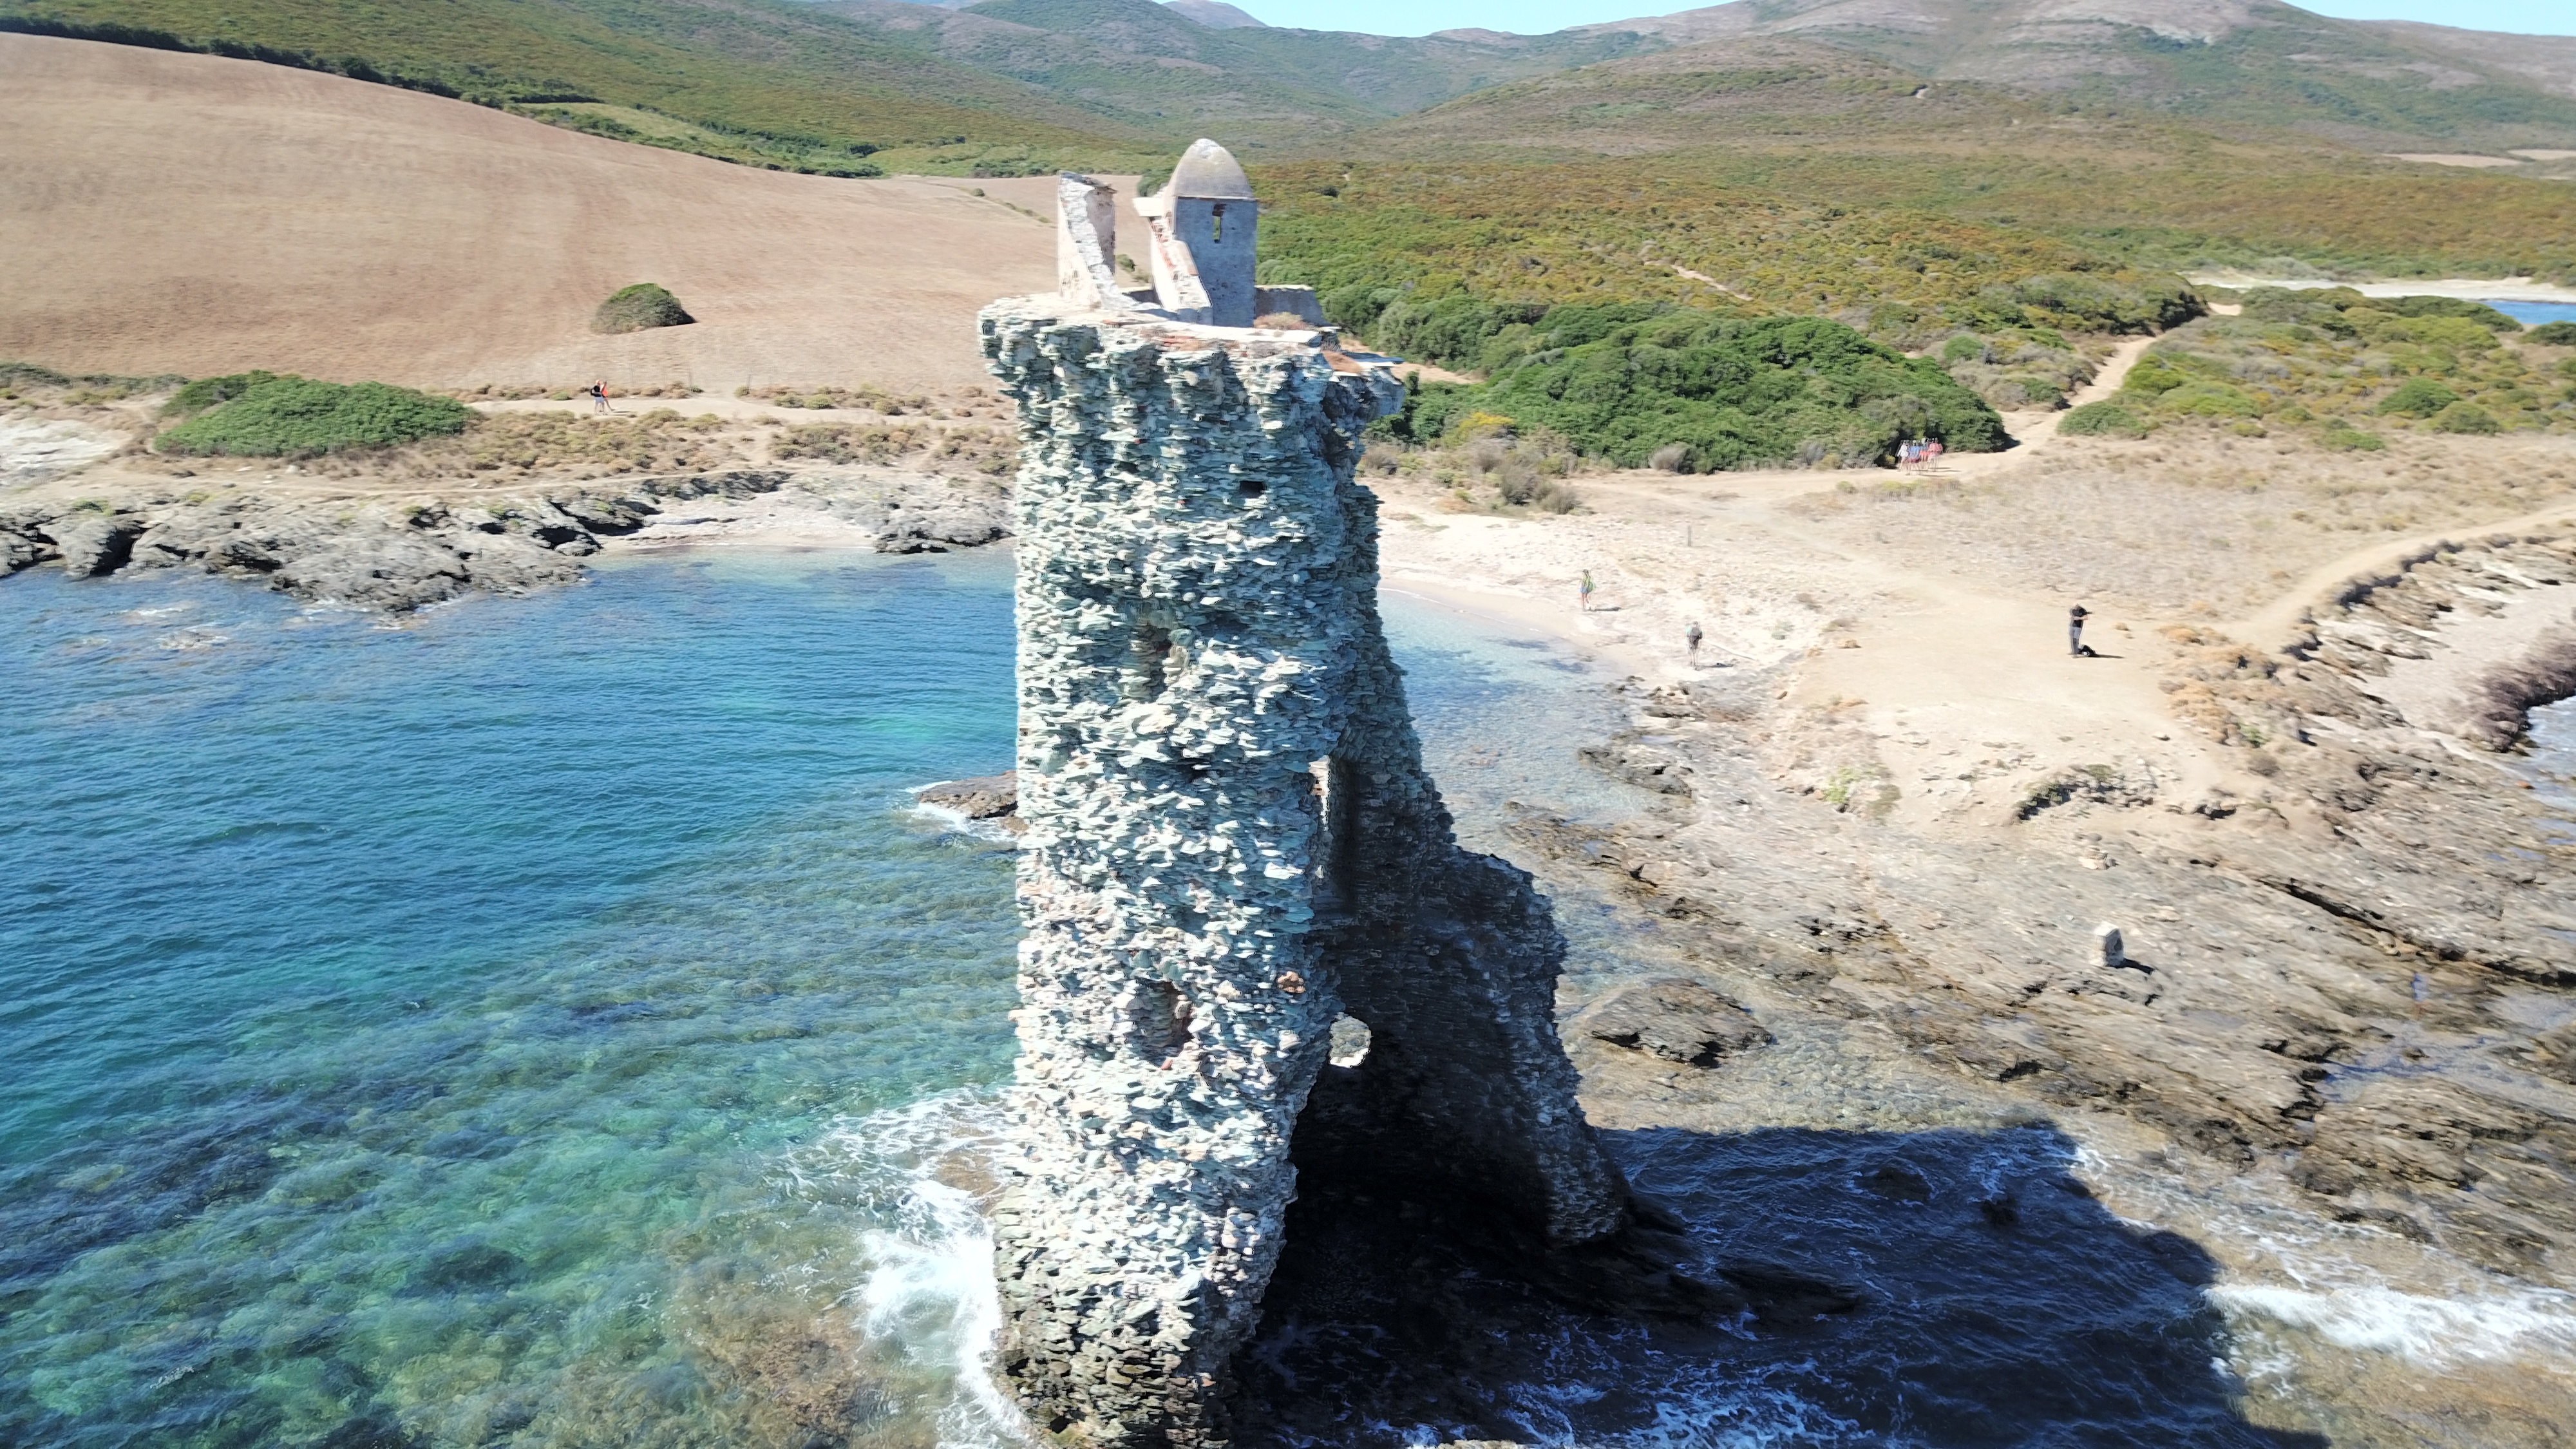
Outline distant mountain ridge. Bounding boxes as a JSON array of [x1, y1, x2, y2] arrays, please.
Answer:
[[1564, 0, 2576, 147]]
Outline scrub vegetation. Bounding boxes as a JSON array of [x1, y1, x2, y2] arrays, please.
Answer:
[[2104, 290, 2576, 444], [155, 374, 473, 457], [1374, 307, 2007, 472]]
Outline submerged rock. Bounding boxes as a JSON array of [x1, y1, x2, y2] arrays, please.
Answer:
[[917, 772, 1022, 833], [1575, 978, 1772, 1066]]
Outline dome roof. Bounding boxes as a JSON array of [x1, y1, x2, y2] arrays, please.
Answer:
[[1168, 138, 1254, 201]]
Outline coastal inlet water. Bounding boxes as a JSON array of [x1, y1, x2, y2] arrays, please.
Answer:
[[2485, 299, 2576, 328], [0, 550, 1642, 1449], [6, 549, 2566, 1448]]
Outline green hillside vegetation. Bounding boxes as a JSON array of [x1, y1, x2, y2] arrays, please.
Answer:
[[156, 374, 472, 456], [1254, 160, 2199, 358], [0, 0, 1155, 175], [1381, 307, 2007, 472], [1349, 37, 2576, 286], [811, 0, 1652, 147], [2098, 289, 2576, 444]]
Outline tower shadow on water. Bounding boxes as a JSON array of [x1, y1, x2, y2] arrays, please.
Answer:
[[1246, 1122, 2334, 1449]]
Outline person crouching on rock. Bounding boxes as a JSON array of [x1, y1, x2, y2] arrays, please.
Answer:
[[2069, 604, 2092, 657]]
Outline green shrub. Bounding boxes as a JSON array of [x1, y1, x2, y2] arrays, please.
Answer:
[[155, 375, 471, 456], [2376, 295, 2519, 330], [2526, 321, 2576, 346], [2060, 401, 2151, 438], [2377, 377, 2461, 417], [2119, 355, 2192, 395], [2321, 425, 2387, 451], [592, 283, 696, 335], [1941, 334, 1985, 363], [1408, 310, 2005, 471], [2159, 383, 2265, 418], [2433, 401, 2503, 435]]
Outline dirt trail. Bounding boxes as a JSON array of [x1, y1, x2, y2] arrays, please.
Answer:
[[0, 35, 1056, 390], [2229, 498, 2576, 652]]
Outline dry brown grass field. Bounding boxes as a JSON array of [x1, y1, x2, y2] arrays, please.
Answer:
[[0, 35, 1067, 392]]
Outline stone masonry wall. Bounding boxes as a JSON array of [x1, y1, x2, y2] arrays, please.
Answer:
[[980, 296, 1634, 1448]]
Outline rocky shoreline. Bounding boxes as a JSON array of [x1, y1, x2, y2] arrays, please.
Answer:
[[0, 466, 1011, 611], [1550, 534, 2576, 1278]]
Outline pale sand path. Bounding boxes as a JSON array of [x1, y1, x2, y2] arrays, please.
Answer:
[[0, 35, 1056, 391]]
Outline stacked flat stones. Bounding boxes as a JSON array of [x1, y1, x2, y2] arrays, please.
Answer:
[[981, 296, 1632, 1447]]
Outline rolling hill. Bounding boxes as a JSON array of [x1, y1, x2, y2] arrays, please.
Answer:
[[1571, 0, 2576, 152]]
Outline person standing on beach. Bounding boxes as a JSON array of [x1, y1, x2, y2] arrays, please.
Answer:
[[1687, 620, 1703, 659], [1580, 571, 1596, 612], [2069, 605, 2090, 657], [591, 380, 611, 415]]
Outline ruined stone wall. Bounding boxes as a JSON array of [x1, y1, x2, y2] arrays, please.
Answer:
[[981, 296, 1634, 1447]]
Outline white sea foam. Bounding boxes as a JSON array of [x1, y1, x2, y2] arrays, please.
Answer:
[[807, 1092, 1032, 1449], [2211, 1282, 2576, 1366]]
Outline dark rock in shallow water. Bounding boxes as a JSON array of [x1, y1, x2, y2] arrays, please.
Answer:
[[918, 772, 1021, 832], [1575, 978, 1772, 1066]]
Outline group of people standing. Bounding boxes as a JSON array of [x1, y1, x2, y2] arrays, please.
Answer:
[[1897, 437, 1946, 473]]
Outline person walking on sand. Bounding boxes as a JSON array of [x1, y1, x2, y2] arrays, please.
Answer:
[[1579, 571, 1596, 612], [2069, 604, 2090, 657], [1926, 439, 1945, 471], [1687, 620, 1703, 659], [591, 379, 611, 415]]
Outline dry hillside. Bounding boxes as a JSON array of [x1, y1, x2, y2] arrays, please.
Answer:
[[0, 35, 1067, 391]]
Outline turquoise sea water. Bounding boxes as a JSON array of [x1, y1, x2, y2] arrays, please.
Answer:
[[0, 551, 1642, 1449]]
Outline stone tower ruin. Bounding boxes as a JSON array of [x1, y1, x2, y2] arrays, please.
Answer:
[[980, 144, 1639, 1448]]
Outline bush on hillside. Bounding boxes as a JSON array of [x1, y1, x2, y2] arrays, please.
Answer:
[[154, 375, 472, 457], [2377, 377, 2461, 417], [592, 283, 696, 335], [1400, 311, 2005, 471], [2526, 321, 2576, 346], [1946, 273, 2201, 337], [2433, 401, 2503, 435], [1942, 329, 2095, 409], [2060, 401, 2152, 438]]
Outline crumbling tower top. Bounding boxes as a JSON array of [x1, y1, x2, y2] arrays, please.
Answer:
[[1054, 138, 1324, 330]]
